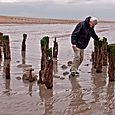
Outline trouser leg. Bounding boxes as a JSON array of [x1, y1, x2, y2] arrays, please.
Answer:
[[71, 47, 84, 72]]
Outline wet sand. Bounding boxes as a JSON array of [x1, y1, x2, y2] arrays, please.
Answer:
[[0, 19, 115, 115]]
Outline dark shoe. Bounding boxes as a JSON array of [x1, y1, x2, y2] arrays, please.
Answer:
[[76, 71, 79, 74], [71, 71, 76, 76]]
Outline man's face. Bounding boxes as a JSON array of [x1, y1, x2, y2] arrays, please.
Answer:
[[89, 21, 96, 28]]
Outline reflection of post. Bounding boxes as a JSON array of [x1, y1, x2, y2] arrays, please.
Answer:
[[5, 79, 10, 90], [4, 59, 11, 79], [68, 77, 88, 114], [39, 84, 53, 114], [91, 67, 106, 102], [22, 51, 26, 64], [28, 82, 33, 96], [53, 58, 58, 75], [106, 82, 114, 112], [53, 37, 58, 58]]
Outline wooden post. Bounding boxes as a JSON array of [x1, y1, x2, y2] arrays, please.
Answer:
[[0, 32, 3, 59], [21, 33, 27, 52], [0, 46, 2, 59], [38, 36, 53, 89], [53, 37, 58, 58], [21, 34, 27, 64], [38, 36, 49, 84], [3, 35, 11, 59], [102, 37, 108, 66], [0, 32, 3, 46], [94, 40, 103, 73], [92, 37, 108, 73], [4, 59, 10, 79], [107, 44, 115, 81], [45, 48, 53, 89]]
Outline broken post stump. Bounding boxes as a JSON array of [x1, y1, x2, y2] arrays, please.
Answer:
[[38, 36, 53, 89], [94, 40, 103, 73], [0, 32, 3, 59], [0, 32, 3, 46], [53, 37, 58, 58], [102, 37, 108, 66], [4, 59, 10, 79], [45, 48, 53, 89], [92, 37, 108, 73], [3, 35, 11, 59], [107, 44, 115, 81], [21, 33, 27, 52]]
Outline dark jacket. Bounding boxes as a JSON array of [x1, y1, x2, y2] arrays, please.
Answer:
[[71, 16, 99, 49]]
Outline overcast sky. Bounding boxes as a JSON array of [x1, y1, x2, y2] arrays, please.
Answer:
[[0, 0, 115, 20]]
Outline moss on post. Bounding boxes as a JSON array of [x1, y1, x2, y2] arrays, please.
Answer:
[[38, 36, 53, 89], [107, 44, 115, 81]]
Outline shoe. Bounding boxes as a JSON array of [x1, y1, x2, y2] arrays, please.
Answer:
[[76, 71, 79, 74], [71, 71, 76, 76]]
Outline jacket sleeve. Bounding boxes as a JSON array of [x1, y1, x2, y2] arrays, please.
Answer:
[[91, 28, 99, 41], [71, 22, 82, 45]]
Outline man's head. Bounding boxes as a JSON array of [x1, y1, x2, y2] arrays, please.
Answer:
[[89, 17, 98, 28]]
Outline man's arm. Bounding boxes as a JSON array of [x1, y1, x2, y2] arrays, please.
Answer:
[[91, 28, 99, 41]]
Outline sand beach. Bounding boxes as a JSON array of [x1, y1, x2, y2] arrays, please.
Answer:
[[0, 16, 115, 115]]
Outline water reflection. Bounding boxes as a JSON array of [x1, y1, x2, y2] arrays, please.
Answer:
[[39, 84, 53, 115], [67, 76, 89, 114], [3, 59, 11, 96], [22, 51, 26, 64], [105, 82, 114, 114], [53, 58, 58, 75], [28, 82, 33, 96]]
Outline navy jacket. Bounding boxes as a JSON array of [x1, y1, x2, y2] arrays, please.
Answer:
[[71, 17, 99, 49]]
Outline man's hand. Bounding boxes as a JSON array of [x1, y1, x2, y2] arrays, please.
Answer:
[[99, 37, 104, 41], [72, 44, 76, 48]]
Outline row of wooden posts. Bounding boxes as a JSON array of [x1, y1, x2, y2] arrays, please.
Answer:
[[92, 37, 115, 81], [0, 32, 115, 89], [0, 32, 58, 89]]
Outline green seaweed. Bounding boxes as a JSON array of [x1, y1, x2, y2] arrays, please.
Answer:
[[107, 44, 115, 57], [47, 47, 52, 57], [41, 36, 49, 46], [3, 35, 9, 41]]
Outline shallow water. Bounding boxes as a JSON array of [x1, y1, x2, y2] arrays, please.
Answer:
[[0, 23, 115, 115]]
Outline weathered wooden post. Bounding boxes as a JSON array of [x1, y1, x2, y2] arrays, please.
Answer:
[[92, 37, 108, 73], [4, 59, 10, 79], [38, 36, 49, 84], [0, 32, 3, 46], [21, 33, 27, 52], [95, 40, 103, 73], [92, 40, 99, 68], [102, 37, 108, 66], [3, 35, 11, 59], [0, 46, 2, 59], [45, 48, 53, 89], [0, 32, 3, 59], [38, 36, 53, 89], [53, 37, 58, 58], [107, 44, 115, 81]]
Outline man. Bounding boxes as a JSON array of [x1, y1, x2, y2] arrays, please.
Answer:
[[70, 16, 99, 76]]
